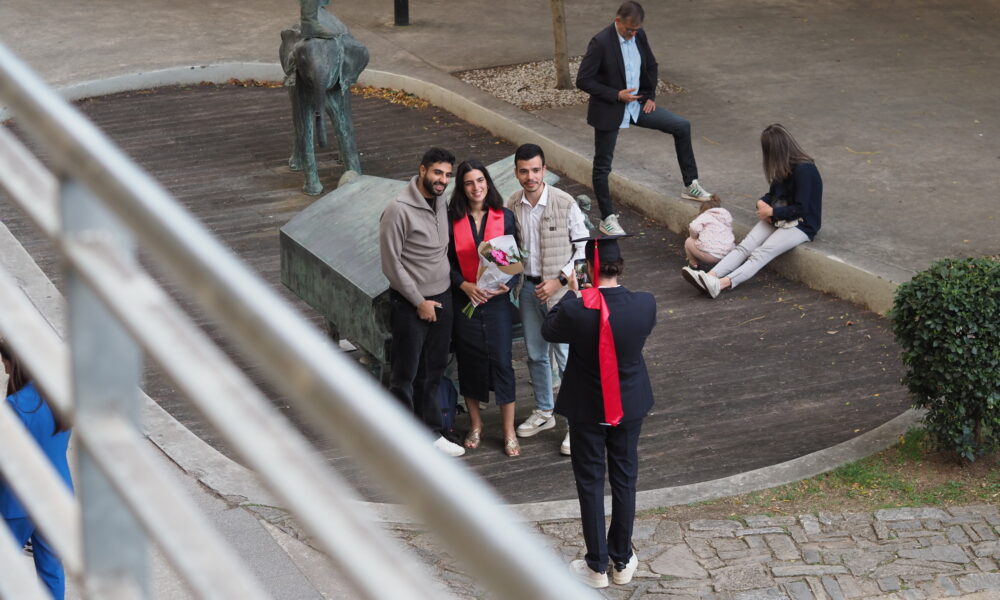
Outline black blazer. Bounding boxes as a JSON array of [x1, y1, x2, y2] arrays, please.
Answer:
[[542, 286, 657, 424], [576, 24, 660, 131]]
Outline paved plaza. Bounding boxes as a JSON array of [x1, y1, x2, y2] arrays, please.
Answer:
[[2, 0, 999, 597], [399, 504, 1000, 599]]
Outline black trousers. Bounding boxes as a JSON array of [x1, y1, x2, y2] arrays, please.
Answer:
[[592, 106, 699, 218], [569, 418, 643, 573], [389, 289, 453, 437]]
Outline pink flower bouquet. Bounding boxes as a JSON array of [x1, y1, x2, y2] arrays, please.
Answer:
[[462, 234, 526, 317]]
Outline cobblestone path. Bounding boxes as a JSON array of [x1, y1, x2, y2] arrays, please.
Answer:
[[395, 504, 1000, 599]]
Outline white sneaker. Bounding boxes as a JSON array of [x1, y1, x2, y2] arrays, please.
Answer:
[[560, 431, 571, 456], [697, 271, 721, 299], [613, 554, 638, 584], [599, 213, 626, 235], [516, 409, 556, 438], [570, 559, 608, 588], [433, 436, 466, 457], [682, 179, 713, 202], [681, 266, 707, 294]]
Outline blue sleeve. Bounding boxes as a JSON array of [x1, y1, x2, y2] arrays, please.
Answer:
[[772, 163, 822, 222]]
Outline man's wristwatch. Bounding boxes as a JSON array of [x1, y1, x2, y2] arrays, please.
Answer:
[[557, 273, 568, 287]]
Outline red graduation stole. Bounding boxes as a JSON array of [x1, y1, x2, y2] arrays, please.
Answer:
[[580, 247, 624, 426], [453, 208, 504, 284]]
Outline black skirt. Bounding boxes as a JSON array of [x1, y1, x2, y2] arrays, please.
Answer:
[[452, 291, 515, 405]]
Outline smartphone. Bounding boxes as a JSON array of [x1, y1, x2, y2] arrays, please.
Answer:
[[574, 259, 590, 288]]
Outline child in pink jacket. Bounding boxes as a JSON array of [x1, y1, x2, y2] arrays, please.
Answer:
[[684, 195, 734, 269]]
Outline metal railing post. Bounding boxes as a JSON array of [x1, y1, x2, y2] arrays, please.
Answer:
[[62, 179, 148, 599]]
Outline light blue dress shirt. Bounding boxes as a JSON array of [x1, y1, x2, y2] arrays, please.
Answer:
[[618, 30, 642, 129]]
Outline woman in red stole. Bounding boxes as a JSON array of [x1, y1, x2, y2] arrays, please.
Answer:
[[447, 159, 521, 456]]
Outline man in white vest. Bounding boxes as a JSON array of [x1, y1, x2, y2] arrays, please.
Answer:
[[506, 144, 588, 455]]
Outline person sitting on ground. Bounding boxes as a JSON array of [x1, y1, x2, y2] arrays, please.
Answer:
[[682, 123, 822, 298], [682, 195, 733, 271], [447, 159, 521, 457], [0, 340, 72, 600]]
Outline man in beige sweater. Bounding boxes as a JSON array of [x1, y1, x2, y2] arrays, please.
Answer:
[[506, 144, 588, 456], [379, 147, 465, 457]]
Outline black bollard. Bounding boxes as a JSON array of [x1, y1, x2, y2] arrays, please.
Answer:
[[394, 0, 409, 26]]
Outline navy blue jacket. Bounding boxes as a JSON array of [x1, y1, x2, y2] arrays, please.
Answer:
[[542, 286, 657, 424], [576, 24, 660, 131], [762, 162, 823, 241]]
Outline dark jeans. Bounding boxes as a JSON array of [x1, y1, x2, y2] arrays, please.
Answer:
[[570, 418, 643, 574], [593, 106, 699, 218], [389, 289, 453, 437]]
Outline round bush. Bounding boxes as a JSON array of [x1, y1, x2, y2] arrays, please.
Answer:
[[890, 257, 1000, 461]]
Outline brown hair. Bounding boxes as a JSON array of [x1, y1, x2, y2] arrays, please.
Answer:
[[698, 194, 722, 214], [0, 339, 69, 434], [761, 123, 813, 184]]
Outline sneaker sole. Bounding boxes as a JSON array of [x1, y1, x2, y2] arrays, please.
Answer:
[[613, 571, 636, 585], [599, 225, 626, 236], [696, 272, 721, 299], [681, 269, 708, 295], [681, 193, 712, 202], [516, 418, 556, 438]]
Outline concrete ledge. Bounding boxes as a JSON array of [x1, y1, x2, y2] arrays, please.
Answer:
[[369, 409, 925, 523], [357, 67, 903, 315]]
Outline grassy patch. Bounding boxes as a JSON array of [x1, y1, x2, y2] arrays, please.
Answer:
[[641, 427, 1000, 522]]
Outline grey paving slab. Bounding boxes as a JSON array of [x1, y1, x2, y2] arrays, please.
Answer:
[[401, 507, 1000, 599]]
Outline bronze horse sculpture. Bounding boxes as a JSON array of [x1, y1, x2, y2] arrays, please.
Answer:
[[280, 4, 369, 195]]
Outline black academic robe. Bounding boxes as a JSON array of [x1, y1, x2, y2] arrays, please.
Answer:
[[542, 286, 656, 425]]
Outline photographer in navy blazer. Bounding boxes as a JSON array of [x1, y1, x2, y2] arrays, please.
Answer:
[[541, 235, 656, 588]]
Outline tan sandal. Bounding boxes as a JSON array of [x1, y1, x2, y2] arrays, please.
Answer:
[[465, 427, 482, 449], [504, 437, 520, 457]]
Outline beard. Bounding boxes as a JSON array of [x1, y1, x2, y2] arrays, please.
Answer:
[[422, 173, 445, 197]]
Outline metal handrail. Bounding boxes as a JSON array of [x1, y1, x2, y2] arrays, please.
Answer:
[[0, 41, 595, 599]]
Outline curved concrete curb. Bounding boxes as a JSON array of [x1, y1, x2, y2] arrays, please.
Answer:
[[353, 68, 903, 315], [1, 64, 918, 526], [1, 63, 284, 121]]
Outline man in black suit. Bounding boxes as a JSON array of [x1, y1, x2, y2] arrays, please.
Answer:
[[541, 235, 657, 588], [576, 1, 713, 237]]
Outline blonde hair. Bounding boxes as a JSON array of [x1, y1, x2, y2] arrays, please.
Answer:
[[761, 124, 813, 184]]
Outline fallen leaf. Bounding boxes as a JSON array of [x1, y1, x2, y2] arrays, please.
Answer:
[[826, 330, 838, 334]]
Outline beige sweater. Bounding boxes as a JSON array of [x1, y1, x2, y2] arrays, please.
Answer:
[[379, 176, 451, 307]]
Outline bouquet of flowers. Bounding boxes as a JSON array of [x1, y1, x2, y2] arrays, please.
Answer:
[[462, 234, 526, 318]]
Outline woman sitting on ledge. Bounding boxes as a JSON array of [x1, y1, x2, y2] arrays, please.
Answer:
[[682, 123, 822, 298]]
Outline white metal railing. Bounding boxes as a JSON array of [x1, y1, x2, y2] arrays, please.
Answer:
[[0, 42, 597, 599]]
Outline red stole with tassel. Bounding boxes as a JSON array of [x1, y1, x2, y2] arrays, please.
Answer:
[[580, 247, 624, 426], [453, 208, 505, 284]]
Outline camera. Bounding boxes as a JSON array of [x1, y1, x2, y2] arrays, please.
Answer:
[[574, 259, 590, 288]]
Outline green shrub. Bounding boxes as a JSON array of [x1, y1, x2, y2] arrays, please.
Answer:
[[890, 258, 1000, 461]]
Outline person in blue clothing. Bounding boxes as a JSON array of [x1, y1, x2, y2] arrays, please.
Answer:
[[542, 235, 657, 589], [1, 340, 72, 600], [682, 123, 822, 298]]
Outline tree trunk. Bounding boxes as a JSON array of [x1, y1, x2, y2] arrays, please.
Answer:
[[550, 0, 571, 90]]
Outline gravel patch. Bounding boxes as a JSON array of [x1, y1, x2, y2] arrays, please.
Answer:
[[455, 55, 683, 112]]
